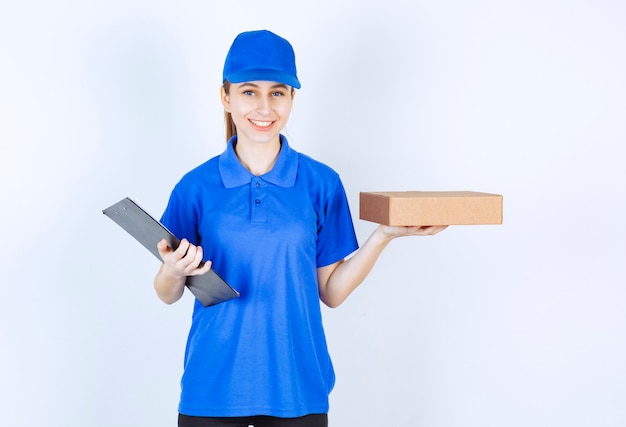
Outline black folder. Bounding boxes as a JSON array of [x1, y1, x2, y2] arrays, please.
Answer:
[[102, 197, 239, 307]]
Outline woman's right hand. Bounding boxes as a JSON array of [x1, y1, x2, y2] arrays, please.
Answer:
[[156, 238, 213, 279], [154, 238, 212, 304]]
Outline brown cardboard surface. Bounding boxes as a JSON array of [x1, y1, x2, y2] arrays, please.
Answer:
[[359, 191, 503, 226]]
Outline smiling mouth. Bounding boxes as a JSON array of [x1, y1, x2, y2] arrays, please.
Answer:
[[249, 119, 274, 128]]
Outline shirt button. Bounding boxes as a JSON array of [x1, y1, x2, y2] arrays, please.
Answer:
[[255, 199, 261, 204], [255, 182, 262, 188]]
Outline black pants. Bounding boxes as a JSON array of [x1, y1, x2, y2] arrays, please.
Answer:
[[178, 413, 328, 427]]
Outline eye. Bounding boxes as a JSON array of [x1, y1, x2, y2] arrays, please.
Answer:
[[272, 91, 286, 97], [243, 90, 255, 96]]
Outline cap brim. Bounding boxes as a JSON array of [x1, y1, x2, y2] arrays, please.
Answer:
[[224, 69, 301, 89]]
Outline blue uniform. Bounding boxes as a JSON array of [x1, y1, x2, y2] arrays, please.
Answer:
[[161, 135, 359, 417]]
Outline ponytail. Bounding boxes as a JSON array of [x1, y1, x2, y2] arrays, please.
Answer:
[[222, 81, 237, 143]]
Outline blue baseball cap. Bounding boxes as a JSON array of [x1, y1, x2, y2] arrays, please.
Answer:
[[222, 30, 301, 89]]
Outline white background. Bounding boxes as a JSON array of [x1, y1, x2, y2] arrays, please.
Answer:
[[1, 1, 625, 426]]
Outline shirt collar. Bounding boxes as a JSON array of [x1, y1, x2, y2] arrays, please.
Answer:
[[218, 134, 298, 188]]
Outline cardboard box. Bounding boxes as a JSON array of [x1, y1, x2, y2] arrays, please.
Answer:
[[359, 191, 503, 226]]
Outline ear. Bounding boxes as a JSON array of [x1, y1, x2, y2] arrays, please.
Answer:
[[220, 86, 231, 112]]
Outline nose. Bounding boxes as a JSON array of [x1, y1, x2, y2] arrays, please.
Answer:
[[255, 95, 271, 115]]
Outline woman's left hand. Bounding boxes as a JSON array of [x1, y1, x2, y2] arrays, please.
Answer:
[[318, 224, 449, 307], [379, 224, 448, 239]]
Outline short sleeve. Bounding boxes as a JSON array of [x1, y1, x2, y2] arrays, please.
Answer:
[[160, 186, 201, 247], [315, 176, 359, 267]]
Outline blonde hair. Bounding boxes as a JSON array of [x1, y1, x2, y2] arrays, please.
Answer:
[[222, 81, 237, 143]]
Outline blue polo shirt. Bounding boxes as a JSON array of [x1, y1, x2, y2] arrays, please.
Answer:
[[160, 135, 359, 417]]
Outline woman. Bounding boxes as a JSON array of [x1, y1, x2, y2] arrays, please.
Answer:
[[154, 30, 446, 427]]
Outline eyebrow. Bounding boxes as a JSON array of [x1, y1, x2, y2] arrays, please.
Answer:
[[238, 82, 290, 90]]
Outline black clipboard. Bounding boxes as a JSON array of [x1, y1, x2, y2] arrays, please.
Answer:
[[102, 197, 239, 307]]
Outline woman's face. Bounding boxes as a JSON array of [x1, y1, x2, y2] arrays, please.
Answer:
[[221, 81, 294, 146]]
